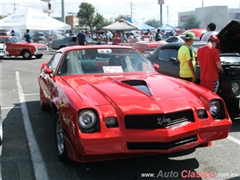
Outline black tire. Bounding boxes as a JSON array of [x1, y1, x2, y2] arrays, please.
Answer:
[[22, 50, 32, 59], [35, 54, 43, 59], [55, 113, 71, 163]]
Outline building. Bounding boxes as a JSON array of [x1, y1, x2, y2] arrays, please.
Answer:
[[178, 6, 240, 31]]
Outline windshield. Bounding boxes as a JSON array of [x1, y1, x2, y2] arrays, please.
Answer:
[[57, 48, 155, 75], [10, 37, 26, 43], [86, 36, 94, 42]]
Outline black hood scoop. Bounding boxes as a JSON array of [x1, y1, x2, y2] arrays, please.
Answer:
[[121, 80, 153, 96]]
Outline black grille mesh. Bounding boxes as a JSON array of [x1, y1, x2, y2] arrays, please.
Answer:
[[125, 110, 194, 129]]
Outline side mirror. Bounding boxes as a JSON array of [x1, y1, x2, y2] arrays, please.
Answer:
[[44, 68, 53, 74], [153, 63, 160, 71], [40, 62, 48, 70], [169, 57, 178, 64]]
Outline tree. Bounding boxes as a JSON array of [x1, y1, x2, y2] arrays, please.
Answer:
[[183, 14, 201, 29], [0, 15, 7, 19], [145, 18, 160, 28], [76, 2, 104, 35], [114, 14, 130, 22], [95, 18, 113, 31]]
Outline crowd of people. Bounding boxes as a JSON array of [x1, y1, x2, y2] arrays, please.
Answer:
[[5, 21, 224, 93]]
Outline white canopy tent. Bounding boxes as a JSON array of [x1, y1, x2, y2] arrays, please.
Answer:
[[102, 19, 141, 31], [0, 6, 71, 30]]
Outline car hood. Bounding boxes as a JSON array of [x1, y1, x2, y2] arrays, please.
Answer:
[[62, 74, 206, 112], [11, 42, 47, 46], [217, 20, 240, 54]]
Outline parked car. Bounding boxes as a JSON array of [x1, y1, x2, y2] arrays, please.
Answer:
[[146, 20, 240, 111], [50, 36, 105, 50], [38, 45, 231, 163], [183, 28, 206, 39], [0, 42, 8, 59], [165, 35, 201, 43], [119, 37, 167, 54], [0, 36, 48, 59]]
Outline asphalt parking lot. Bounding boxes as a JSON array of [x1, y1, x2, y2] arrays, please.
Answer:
[[0, 54, 240, 180]]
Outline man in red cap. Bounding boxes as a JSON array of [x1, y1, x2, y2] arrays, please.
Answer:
[[197, 35, 223, 93]]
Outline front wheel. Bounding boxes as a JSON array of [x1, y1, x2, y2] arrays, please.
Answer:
[[55, 113, 71, 163], [35, 54, 43, 59], [22, 50, 32, 59]]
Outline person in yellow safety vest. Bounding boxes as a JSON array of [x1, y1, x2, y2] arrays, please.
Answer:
[[178, 31, 196, 83]]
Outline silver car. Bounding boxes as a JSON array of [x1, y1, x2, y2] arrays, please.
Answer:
[[50, 36, 105, 50]]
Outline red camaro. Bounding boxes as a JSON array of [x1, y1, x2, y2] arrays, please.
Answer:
[[38, 45, 232, 163]]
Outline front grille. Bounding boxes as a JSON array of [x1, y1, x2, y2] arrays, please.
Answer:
[[37, 46, 48, 51], [127, 135, 198, 150], [125, 110, 194, 129]]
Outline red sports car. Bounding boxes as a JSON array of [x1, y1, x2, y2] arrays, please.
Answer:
[[38, 45, 232, 163]]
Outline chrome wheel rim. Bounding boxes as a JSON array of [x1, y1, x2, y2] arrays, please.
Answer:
[[24, 52, 31, 58]]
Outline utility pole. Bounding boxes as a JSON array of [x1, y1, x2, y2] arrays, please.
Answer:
[[130, 2, 135, 18], [202, 0, 204, 7], [61, 0, 65, 22], [158, 0, 164, 26], [167, 5, 169, 24]]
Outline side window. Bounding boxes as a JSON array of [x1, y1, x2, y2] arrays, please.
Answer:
[[72, 37, 77, 42], [166, 37, 177, 43], [158, 49, 178, 61], [48, 52, 62, 74]]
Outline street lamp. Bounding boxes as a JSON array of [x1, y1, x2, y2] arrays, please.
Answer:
[[11, 3, 18, 13]]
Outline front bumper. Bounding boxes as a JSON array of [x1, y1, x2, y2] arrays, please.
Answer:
[[34, 47, 48, 55], [0, 50, 8, 57], [66, 119, 232, 162]]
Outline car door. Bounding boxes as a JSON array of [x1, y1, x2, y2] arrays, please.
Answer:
[[152, 47, 180, 78], [39, 52, 62, 100]]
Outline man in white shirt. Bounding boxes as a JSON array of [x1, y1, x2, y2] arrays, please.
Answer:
[[201, 22, 218, 41]]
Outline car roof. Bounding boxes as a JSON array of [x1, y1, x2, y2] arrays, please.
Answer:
[[57, 45, 136, 53]]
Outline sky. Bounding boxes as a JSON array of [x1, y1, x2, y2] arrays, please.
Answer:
[[0, 0, 240, 26]]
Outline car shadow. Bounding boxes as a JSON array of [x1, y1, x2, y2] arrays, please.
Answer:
[[2, 57, 41, 61]]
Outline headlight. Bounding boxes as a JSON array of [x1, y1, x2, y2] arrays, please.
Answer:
[[209, 100, 220, 116], [78, 110, 97, 129], [232, 82, 240, 95]]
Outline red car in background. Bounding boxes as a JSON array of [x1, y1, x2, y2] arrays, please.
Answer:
[[182, 28, 206, 39], [38, 45, 231, 163], [119, 35, 167, 54], [0, 36, 48, 59]]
